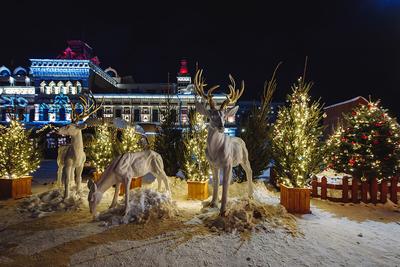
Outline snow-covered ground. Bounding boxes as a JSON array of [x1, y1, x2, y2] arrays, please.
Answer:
[[0, 164, 399, 267]]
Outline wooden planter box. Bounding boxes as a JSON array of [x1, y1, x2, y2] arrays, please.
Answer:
[[92, 171, 102, 182], [119, 177, 142, 196], [280, 184, 311, 214], [187, 180, 209, 200], [0, 176, 32, 199]]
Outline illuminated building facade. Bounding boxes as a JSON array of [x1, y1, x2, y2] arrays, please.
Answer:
[[0, 41, 238, 134]]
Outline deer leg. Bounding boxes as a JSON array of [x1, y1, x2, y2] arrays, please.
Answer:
[[64, 166, 72, 199], [157, 175, 162, 191], [153, 156, 171, 194], [210, 167, 219, 208], [56, 165, 63, 187], [75, 165, 84, 193], [123, 178, 131, 216], [241, 160, 254, 198], [110, 182, 121, 209], [220, 164, 232, 216]]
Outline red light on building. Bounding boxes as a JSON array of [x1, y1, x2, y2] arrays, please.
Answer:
[[179, 59, 188, 74]]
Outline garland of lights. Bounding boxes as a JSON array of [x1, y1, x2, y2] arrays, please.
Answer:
[[0, 120, 41, 179], [326, 101, 400, 182], [183, 111, 211, 182], [272, 78, 325, 188]]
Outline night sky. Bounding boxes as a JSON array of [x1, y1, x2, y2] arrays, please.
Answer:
[[2, 1, 399, 114]]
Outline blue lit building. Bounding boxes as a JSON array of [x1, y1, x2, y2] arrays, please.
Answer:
[[0, 40, 279, 138]]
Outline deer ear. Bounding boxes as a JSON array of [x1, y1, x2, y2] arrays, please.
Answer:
[[195, 102, 210, 117], [225, 106, 239, 118]]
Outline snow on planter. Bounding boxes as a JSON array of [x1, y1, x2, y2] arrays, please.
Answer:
[[98, 188, 177, 225]]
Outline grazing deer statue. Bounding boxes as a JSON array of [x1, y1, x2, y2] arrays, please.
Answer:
[[87, 150, 171, 219], [194, 69, 254, 215], [57, 91, 103, 198]]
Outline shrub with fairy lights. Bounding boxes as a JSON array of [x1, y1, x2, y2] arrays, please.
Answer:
[[0, 120, 41, 179], [183, 110, 210, 182], [271, 78, 325, 188], [326, 101, 400, 182], [86, 124, 116, 172], [119, 126, 144, 153]]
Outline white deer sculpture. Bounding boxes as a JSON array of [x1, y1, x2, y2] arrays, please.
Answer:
[[194, 69, 254, 215], [87, 150, 171, 219], [57, 92, 103, 198]]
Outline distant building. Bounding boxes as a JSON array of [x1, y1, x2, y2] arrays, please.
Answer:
[[323, 96, 369, 136], [0, 41, 236, 135], [0, 40, 284, 141]]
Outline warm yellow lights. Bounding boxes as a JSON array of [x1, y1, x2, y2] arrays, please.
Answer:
[[183, 111, 210, 182], [272, 79, 324, 188], [0, 120, 40, 178]]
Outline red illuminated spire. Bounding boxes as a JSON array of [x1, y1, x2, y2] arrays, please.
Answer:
[[179, 59, 188, 74]]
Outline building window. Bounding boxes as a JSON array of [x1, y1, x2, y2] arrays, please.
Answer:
[[115, 109, 122, 118], [134, 109, 140, 122], [152, 109, 159, 122]]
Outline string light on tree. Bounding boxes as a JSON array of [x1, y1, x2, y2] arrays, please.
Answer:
[[271, 77, 325, 188], [87, 123, 114, 172], [183, 110, 210, 182], [0, 120, 40, 179], [120, 126, 143, 153]]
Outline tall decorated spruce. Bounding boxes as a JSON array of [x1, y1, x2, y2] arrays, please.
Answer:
[[0, 120, 41, 178], [86, 123, 115, 172], [271, 77, 325, 188], [326, 101, 400, 182], [238, 64, 279, 181], [183, 110, 210, 181], [154, 97, 183, 176]]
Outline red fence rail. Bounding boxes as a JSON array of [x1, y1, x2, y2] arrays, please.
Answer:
[[311, 176, 399, 204]]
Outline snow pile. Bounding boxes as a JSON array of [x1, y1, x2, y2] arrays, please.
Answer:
[[147, 177, 279, 204], [202, 198, 297, 235], [146, 176, 188, 200], [19, 187, 87, 218], [98, 188, 178, 225]]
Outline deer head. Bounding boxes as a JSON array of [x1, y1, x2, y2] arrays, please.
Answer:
[[58, 91, 103, 136], [87, 179, 102, 217], [194, 69, 243, 133]]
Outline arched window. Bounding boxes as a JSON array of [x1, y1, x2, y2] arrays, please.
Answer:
[[0, 66, 11, 77], [13, 67, 27, 76]]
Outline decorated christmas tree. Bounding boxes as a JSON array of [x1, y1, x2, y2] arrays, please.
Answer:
[[0, 120, 41, 179], [86, 123, 115, 172], [326, 101, 400, 182], [183, 110, 210, 181], [272, 78, 325, 188]]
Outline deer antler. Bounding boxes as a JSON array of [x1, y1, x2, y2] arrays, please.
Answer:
[[71, 91, 104, 123], [194, 69, 220, 110], [220, 74, 244, 110]]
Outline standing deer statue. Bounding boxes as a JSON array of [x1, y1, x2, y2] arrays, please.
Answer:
[[57, 91, 103, 198], [194, 69, 254, 215], [87, 150, 171, 220]]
